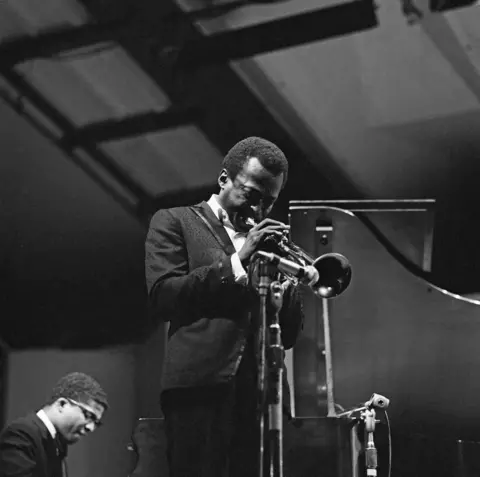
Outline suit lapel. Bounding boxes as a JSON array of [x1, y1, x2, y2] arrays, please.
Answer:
[[193, 202, 236, 255], [30, 414, 64, 477], [31, 414, 56, 456]]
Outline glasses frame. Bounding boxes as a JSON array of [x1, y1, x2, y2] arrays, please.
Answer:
[[67, 398, 103, 428]]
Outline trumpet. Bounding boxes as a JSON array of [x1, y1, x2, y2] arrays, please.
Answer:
[[239, 216, 352, 299]]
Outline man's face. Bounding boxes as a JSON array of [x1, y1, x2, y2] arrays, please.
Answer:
[[218, 157, 284, 224], [56, 398, 105, 444]]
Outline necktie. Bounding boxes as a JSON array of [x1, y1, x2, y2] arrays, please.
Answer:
[[219, 209, 247, 237], [55, 435, 68, 459], [55, 435, 68, 477], [218, 208, 249, 285], [218, 208, 233, 230]]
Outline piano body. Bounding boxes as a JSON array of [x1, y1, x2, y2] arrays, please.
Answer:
[[130, 200, 480, 477]]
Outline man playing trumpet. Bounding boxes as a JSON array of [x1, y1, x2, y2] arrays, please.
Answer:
[[145, 136, 304, 477]]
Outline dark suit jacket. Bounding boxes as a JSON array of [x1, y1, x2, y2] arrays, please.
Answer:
[[0, 413, 63, 477], [145, 201, 304, 393]]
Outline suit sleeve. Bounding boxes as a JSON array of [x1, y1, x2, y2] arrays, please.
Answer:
[[279, 285, 304, 350], [145, 208, 245, 322], [0, 425, 37, 477]]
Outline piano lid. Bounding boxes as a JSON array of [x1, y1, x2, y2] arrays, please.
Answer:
[[290, 204, 480, 441]]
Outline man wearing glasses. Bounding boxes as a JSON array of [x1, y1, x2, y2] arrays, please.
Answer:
[[0, 372, 108, 477]]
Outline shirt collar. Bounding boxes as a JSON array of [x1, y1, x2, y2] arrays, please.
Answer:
[[36, 409, 57, 439], [207, 195, 224, 221], [207, 195, 234, 229]]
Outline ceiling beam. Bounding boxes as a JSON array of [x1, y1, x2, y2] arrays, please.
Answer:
[[63, 106, 203, 145], [0, 1, 376, 66], [0, 21, 127, 66], [177, 1, 378, 67]]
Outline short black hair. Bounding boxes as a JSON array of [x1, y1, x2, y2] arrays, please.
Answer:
[[222, 137, 289, 188], [47, 372, 108, 410]]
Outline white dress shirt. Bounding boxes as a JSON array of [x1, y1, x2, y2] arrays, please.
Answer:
[[36, 409, 56, 438], [38, 408, 69, 477], [207, 195, 248, 283]]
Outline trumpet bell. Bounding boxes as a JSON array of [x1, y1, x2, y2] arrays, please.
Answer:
[[312, 253, 352, 298]]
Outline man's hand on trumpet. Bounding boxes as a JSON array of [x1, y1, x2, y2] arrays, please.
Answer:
[[237, 218, 289, 267]]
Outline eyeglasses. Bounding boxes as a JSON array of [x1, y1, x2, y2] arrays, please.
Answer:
[[67, 399, 103, 428]]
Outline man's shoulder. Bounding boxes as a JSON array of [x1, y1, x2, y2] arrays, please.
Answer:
[[2, 413, 39, 432], [0, 413, 40, 442], [149, 203, 205, 223]]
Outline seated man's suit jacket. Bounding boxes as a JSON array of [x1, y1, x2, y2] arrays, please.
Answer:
[[0, 413, 64, 477], [145, 200, 304, 399]]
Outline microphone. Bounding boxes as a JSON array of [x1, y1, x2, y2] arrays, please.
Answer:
[[255, 251, 319, 287], [365, 393, 390, 409]]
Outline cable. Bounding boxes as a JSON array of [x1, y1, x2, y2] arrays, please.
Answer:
[[383, 410, 392, 477]]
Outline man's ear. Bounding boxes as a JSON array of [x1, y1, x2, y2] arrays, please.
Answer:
[[56, 398, 68, 409], [218, 169, 228, 189]]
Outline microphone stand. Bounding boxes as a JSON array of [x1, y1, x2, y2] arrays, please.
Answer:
[[364, 408, 378, 477], [336, 394, 389, 477], [254, 256, 285, 477], [267, 280, 285, 477]]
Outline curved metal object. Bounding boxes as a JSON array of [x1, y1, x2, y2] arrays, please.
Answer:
[[310, 252, 352, 299]]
